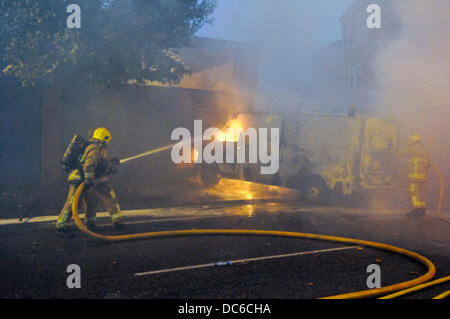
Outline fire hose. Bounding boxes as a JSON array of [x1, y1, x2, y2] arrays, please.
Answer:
[[71, 182, 449, 299], [119, 144, 176, 164]]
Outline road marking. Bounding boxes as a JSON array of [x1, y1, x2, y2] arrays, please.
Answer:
[[0, 214, 224, 226], [0, 210, 226, 226], [134, 245, 359, 277], [0, 215, 60, 225], [96, 215, 222, 227], [0, 202, 276, 226]]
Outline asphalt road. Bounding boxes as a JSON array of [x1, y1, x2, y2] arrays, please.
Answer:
[[0, 180, 449, 299]]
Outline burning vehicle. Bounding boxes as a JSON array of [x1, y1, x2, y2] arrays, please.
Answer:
[[197, 110, 399, 204]]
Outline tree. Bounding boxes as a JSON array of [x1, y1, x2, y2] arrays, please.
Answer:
[[0, 0, 217, 86]]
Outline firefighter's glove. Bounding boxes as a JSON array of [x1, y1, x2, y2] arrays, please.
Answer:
[[110, 158, 120, 167], [107, 158, 120, 174]]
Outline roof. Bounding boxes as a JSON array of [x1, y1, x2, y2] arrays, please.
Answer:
[[178, 36, 257, 73]]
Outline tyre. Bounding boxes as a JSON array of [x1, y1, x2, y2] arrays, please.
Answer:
[[301, 174, 330, 204], [200, 164, 220, 188]]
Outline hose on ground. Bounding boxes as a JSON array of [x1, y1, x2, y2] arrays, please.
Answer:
[[71, 182, 450, 299], [380, 276, 450, 299], [433, 290, 450, 299]]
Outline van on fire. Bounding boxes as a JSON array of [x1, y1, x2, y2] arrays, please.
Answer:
[[198, 111, 399, 204]]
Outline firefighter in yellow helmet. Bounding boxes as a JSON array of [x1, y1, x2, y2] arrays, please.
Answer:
[[56, 127, 123, 232], [397, 134, 430, 218]]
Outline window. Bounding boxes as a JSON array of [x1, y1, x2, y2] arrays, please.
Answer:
[[349, 64, 362, 88]]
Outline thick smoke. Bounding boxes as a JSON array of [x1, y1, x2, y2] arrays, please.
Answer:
[[373, 0, 450, 171], [198, 0, 354, 110]]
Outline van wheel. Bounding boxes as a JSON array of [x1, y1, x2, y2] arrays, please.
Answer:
[[301, 175, 330, 204], [201, 164, 220, 188]]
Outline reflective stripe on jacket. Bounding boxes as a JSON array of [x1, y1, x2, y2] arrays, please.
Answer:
[[397, 142, 430, 181], [407, 158, 428, 181]]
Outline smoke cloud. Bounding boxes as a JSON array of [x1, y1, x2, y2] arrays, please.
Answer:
[[198, 0, 353, 98], [372, 0, 450, 171]]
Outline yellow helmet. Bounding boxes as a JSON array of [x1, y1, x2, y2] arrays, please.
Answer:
[[408, 134, 422, 145], [92, 127, 112, 144]]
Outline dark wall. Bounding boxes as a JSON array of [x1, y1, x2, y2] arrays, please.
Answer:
[[58, 84, 237, 203], [0, 81, 240, 214], [0, 81, 41, 189]]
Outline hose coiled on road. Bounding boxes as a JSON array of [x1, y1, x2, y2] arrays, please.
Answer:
[[71, 182, 450, 298]]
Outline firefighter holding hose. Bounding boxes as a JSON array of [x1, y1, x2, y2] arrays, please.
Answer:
[[397, 134, 431, 218], [56, 127, 123, 233]]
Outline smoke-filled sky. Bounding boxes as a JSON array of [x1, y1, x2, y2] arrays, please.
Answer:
[[196, 1, 449, 162], [196, 0, 449, 176], [373, 0, 450, 168], [197, 0, 354, 89]]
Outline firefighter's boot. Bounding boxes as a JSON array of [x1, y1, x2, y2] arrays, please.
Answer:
[[407, 208, 426, 218], [407, 208, 419, 218], [56, 226, 74, 237], [415, 208, 426, 218], [112, 213, 124, 229]]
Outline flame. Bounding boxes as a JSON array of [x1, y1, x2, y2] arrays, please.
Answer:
[[192, 149, 199, 162], [217, 119, 243, 142]]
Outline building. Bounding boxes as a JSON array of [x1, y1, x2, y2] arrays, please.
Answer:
[[310, 0, 400, 112], [310, 41, 347, 110]]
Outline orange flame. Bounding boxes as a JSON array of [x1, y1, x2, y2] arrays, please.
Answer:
[[217, 119, 243, 142]]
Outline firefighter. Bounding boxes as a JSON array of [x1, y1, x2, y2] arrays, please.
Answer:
[[56, 127, 122, 232], [397, 134, 431, 218]]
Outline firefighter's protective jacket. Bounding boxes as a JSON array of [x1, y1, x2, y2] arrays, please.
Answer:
[[81, 140, 109, 182], [397, 142, 430, 181]]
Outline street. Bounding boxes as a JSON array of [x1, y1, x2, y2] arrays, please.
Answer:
[[1, 179, 449, 299], [2, 0, 450, 306]]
